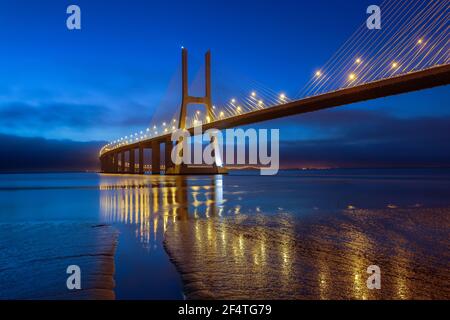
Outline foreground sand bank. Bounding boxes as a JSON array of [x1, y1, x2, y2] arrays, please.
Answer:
[[0, 223, 118, 300]]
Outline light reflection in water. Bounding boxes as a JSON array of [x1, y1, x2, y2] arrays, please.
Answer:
[[99, 176, 226, 248], [99, 175, 449, 299]]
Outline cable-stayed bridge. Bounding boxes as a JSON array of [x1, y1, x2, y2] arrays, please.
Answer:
[[99, 0, 450, 175]]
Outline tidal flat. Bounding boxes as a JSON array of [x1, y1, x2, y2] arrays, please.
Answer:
[[164, 207, 450, 299]]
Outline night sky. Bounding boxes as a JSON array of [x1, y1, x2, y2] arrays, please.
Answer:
[[0, 0, 449, 171]]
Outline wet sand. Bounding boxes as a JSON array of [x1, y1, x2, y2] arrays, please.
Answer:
[[164, 207, 450, 299], [0, 223, 118, 299]]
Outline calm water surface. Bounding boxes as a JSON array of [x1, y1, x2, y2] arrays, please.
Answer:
[[0, 169, 449, 299]]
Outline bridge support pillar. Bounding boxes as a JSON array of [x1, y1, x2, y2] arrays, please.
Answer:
[[129, 148, 135, 174], [151, 141, 160, 174], [113, 153, 118, 173], [120, 151, 125, 173], [106, 155, 114, 173], [165, 140, 174, 173], [138, 146, 144, 174]]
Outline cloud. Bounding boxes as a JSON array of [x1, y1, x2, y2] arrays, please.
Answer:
[[0, 101, 154, 139], [277, 109, 450, 168], [0, 134, 105, 172]]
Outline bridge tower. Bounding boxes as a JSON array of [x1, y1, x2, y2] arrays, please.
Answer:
[[178, 48, 214, 129], [166, 48, 226, 175]]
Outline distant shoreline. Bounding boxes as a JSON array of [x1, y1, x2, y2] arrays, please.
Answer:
[[1, 166, 450, 174]]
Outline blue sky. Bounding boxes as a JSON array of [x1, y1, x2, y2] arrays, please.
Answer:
[[0, 0, 448, 170]]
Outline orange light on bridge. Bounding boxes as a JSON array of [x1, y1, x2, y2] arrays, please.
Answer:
[[219, 111, 225, 117], [417, 38, 423, 45], [315, 71, 322, 77], [391, 62, 399, 69], [348, 73, 357, 81], [251, 91, 256, 97], [355, 58, 362, 64], [279, 93, 286, 101]]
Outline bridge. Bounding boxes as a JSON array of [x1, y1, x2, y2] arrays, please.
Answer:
[[99, 0, 450, 175]]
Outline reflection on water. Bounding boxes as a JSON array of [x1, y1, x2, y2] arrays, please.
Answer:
[[100, 176, 450, 299], [2, 170, 449, 299], [99, 175, 226, 249], [97, 172, 450, 299], [165, 208, 450, 299]]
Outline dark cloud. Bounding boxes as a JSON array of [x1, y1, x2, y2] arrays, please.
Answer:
[[0, 134, 105, 172], [278, 109, 450, 168], [0, 101, 153, 133]]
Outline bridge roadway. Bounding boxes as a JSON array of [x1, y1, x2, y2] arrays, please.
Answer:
[[99, 64, 450, 174]]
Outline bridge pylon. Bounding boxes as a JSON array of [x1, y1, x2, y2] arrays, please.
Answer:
[[167, 48, 227, 175], [178, 48, 214, 129]]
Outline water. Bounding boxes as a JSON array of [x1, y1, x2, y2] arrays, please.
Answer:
[[0, 169, 449, 299]]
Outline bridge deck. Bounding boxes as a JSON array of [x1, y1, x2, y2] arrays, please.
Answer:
[[100, 64, 450, 159]]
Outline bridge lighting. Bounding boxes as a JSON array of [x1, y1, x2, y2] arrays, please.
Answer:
[[146, 128, 150, 132], [258, 100, 263, 106], [355, 58, 362, 64], [315, 71, 322, 77], [417, 38, 423, 45], [236, 106, 242, 112], [391, 62, 398, 69], [206, 116, 211, 122], [279, 93, 286, 101], [172, 126, 176, 130], [172, 119, 177, 123], [251, 91, 256, 97], [162, 122, 166, 126], [164, 128, 168, 133], [219, 111, 225, 117], [231, 98, 236, 104], [348, 73, 357, 81], [153, 125, 157, 129], [196, 110, 201, 115]]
